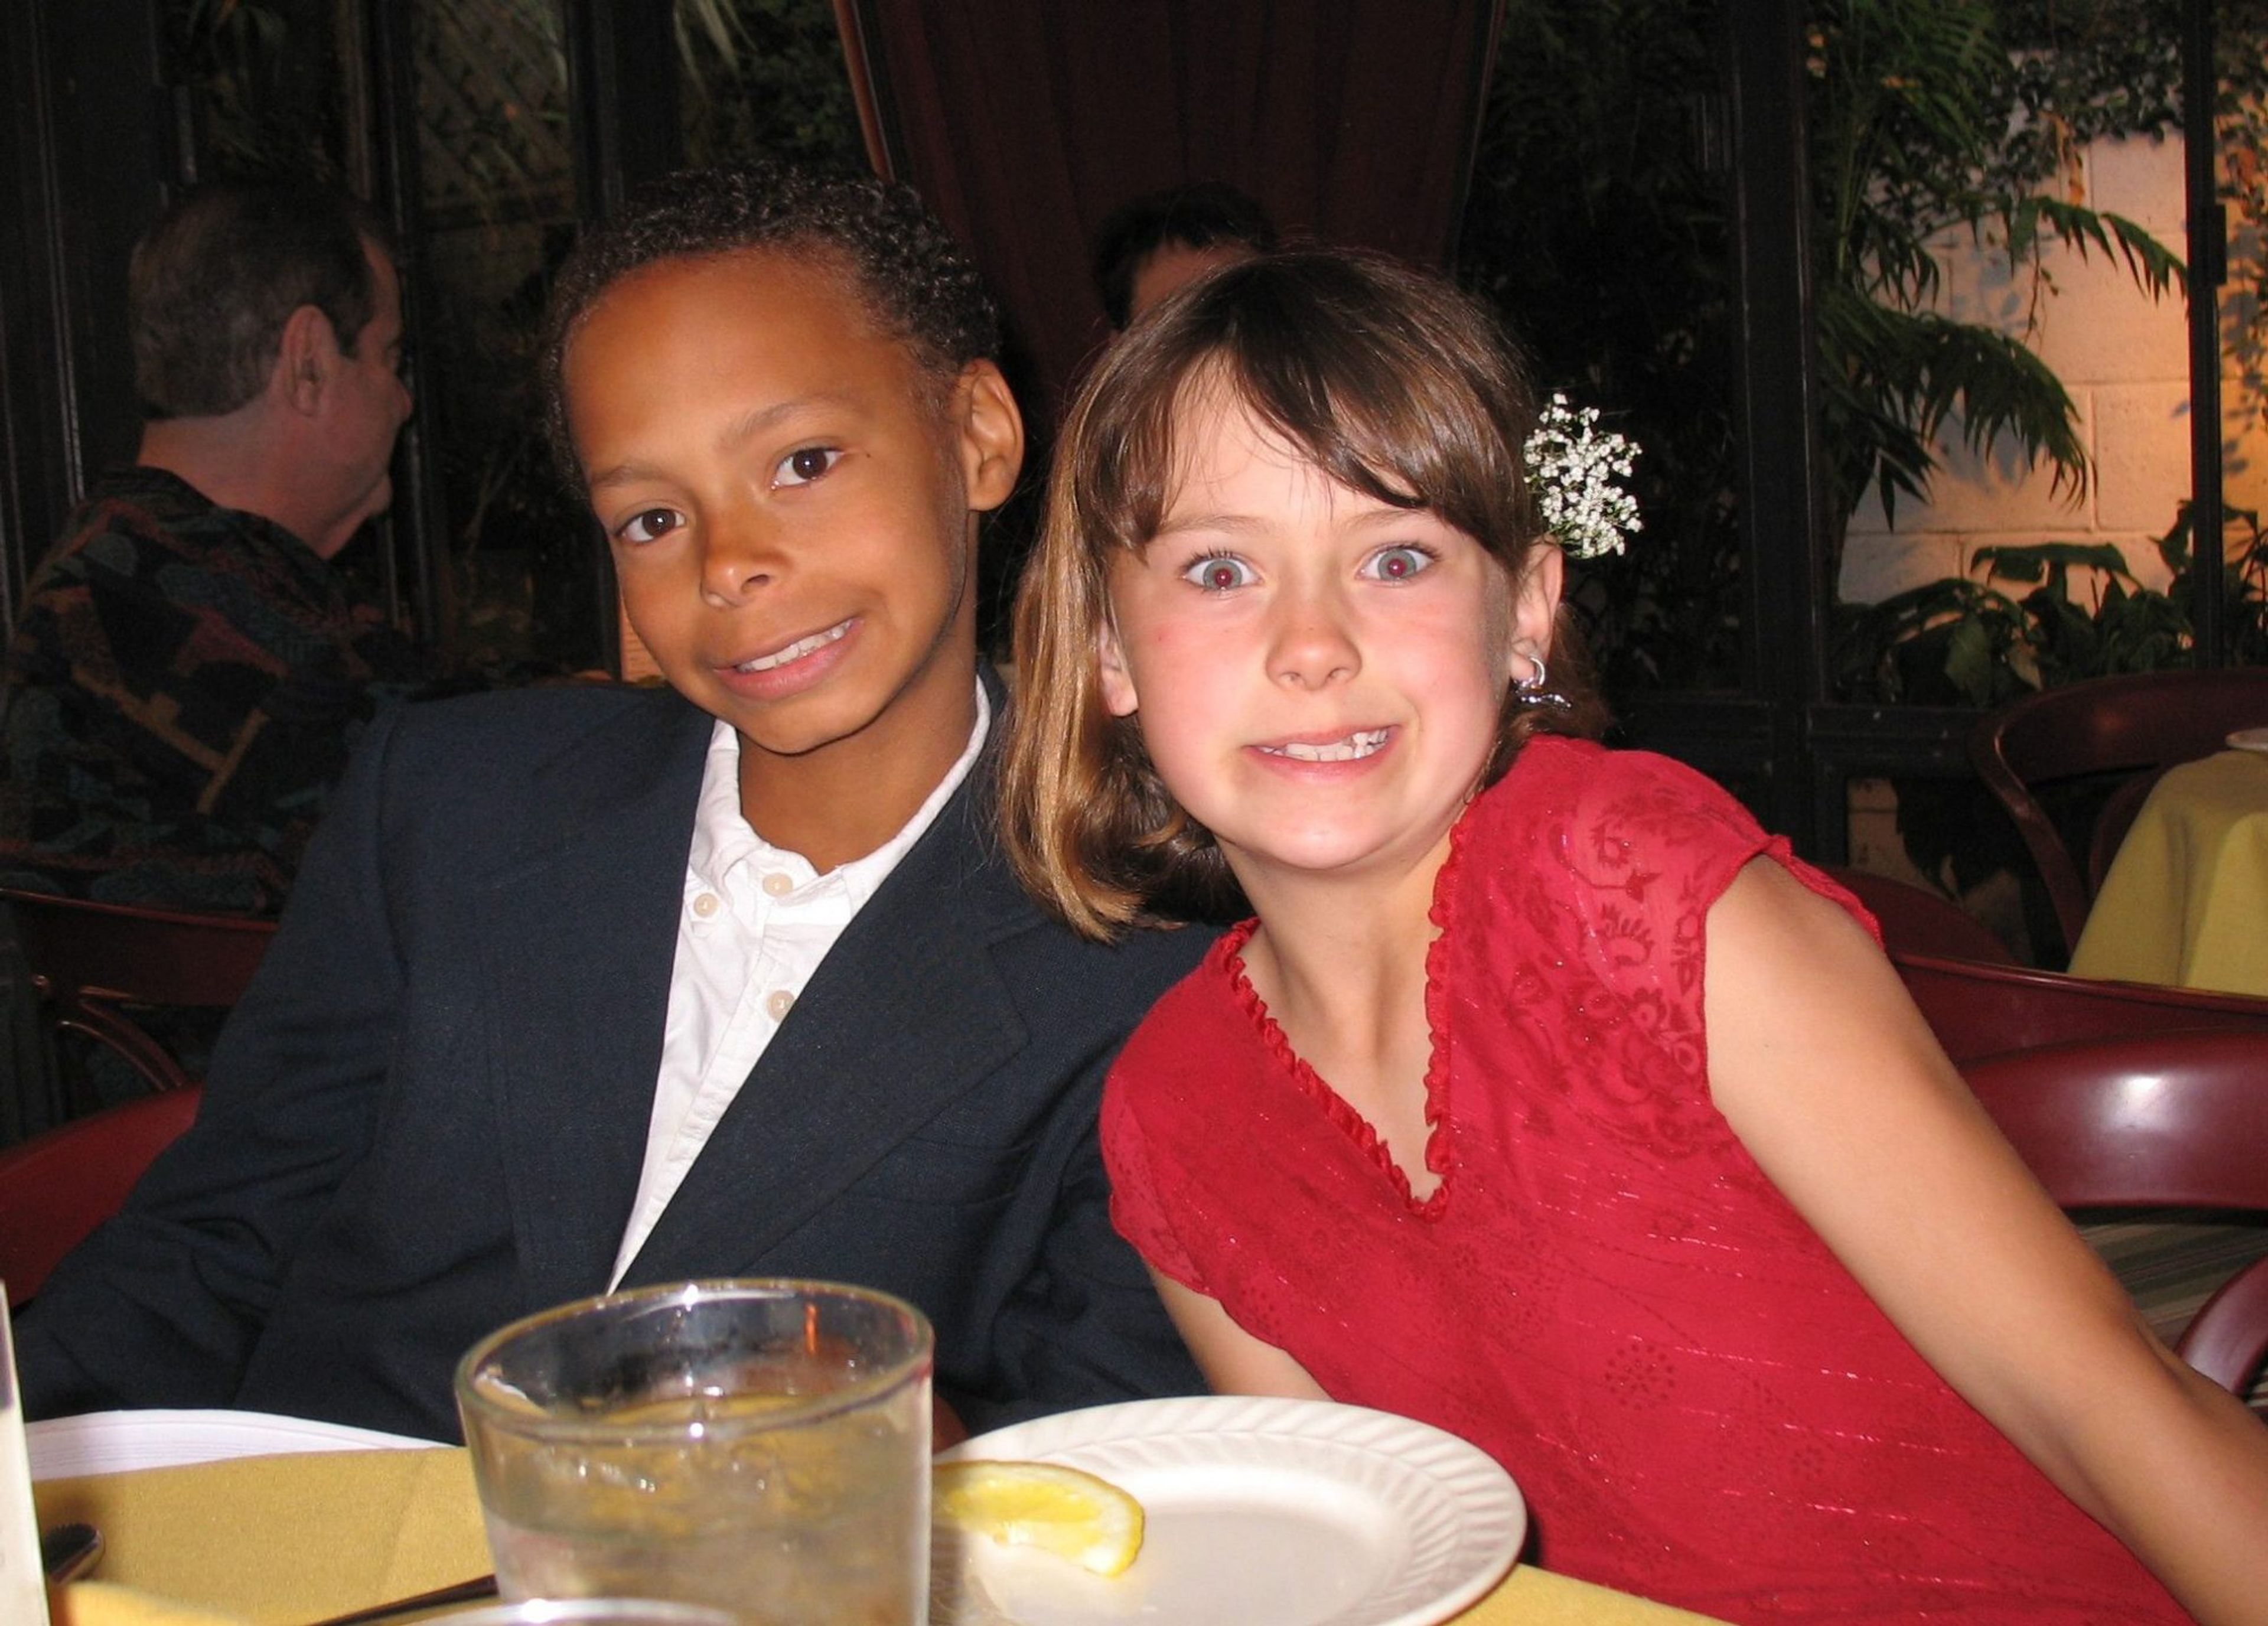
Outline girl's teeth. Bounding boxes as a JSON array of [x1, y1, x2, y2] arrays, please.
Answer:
[[737, 620, 850, 672], [1271, 729, 1389, 763]]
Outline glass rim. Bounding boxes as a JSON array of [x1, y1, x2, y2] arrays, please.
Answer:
[[426, 1604, 739, 1626], [454, 1277, 934, 1444]]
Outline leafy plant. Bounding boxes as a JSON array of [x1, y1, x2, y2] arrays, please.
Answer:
[[1464, 0, 2253, 692], [677, 0, 863, 172], [1834, 505, 2268, 707], [1461, 0, 1743, 692], [1832, 505, 2266, 905], [168, 0, 349, 184]]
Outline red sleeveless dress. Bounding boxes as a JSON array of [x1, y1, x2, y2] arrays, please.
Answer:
[[1103, 738, 2184, 1624]]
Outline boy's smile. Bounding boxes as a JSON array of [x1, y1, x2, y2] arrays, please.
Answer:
[[1097, 389, 1557, 900], [563, 248, 1021, 866]]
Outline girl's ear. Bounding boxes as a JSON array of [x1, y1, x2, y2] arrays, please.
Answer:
[[1097, 618, 1140, 718], [1512, 543, 1565, 655]]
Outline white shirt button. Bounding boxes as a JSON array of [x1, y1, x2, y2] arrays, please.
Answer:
[[691, 892, 721, 918], [765, 989, 795, 1021], [761, 871, 794, 897]]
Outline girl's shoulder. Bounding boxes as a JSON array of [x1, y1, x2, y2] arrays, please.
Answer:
[[1474, 735, 1767, 856], [1115, 919, 1263, 1078], [1459, 736, 1872, 962]]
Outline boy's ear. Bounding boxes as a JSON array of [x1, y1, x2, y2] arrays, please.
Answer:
[[952, 360, 1025, 513], [1097, 619, 1139, 718], [274, 303, 338, 416]]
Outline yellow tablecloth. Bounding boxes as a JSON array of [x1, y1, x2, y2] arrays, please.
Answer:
[[2068, 748, 2268, 996], [34, 1447, 1723, 1625]]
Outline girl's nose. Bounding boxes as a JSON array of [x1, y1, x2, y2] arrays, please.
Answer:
[[1266, 592, 1360, 689]]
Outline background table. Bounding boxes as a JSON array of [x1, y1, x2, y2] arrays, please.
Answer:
[[34, 1447, 1726, 1625], [2068, 749, 2268, 996]]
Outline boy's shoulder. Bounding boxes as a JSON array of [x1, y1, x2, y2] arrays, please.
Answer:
[[351, 682, 714, 851], [385, 681, 700, 773]]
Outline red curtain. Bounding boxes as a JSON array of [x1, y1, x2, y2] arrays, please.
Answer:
[[839, 0, 1504, 412]]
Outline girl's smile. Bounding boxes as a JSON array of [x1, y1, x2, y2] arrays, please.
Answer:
[[1253, 725, 1395, 764], [1097, 384, 1559, 898]]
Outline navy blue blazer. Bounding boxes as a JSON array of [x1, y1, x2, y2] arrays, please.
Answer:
[[17, 679, 1211, 1439]]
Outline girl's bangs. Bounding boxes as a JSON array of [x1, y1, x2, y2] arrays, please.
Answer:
[[1067, 250, 1535, 562]]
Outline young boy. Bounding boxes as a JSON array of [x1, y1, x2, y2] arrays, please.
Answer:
[[15, 164, 1211, 1442]]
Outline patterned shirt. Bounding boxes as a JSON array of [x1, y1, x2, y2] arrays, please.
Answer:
[[0, 467, 440, 914]]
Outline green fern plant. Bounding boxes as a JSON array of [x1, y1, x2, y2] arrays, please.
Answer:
[[1466, 0, 2214, 692], [1806, 1, 2187, 550], [1833, 505, 2268, 708]]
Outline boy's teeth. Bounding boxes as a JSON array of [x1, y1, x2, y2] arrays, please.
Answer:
[[737, 620, 850, 672], [1268, 729, 1390, 763]]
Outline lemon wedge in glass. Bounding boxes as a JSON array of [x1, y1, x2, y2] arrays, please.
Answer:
[[933, 1459, 1146, 1577]]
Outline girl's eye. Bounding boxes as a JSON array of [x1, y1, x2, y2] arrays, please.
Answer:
[[615, 508, 682, 545], [1181, 555, 1254, 592], [1364, 545, 1436, 582], [775, 446, 842, 486]]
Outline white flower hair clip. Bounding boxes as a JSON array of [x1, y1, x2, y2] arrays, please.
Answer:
[[1524, 393, 1641, 559]]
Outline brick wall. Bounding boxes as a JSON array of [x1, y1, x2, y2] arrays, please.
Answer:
[[1839, 135, 2264, 604]]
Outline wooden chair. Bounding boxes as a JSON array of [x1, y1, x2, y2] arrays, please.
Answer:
[[1894, 950, 2268, 1065], [1825, 866, 2016, 966], [1968, 668, 2268, 959], [0, 1085, 202, 1305], [2, 887, 276, 1096], [1963, 1032, 2268, 1394]]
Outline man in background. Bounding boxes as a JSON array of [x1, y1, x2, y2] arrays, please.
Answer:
[[1090, 180, 1277, 330], [0, 181, 440, 917]]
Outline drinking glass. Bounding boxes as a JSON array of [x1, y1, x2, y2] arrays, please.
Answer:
[[436, 1604, 737, 1626], [457, 1279, 933, 1626]]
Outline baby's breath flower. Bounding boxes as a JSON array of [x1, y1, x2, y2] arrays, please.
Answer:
[[1524, 393, 1642, 560]]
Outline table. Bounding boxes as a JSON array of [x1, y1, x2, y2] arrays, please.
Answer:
[[2068, 748, 2268, 997], [33, 1447, 1725, 1626]]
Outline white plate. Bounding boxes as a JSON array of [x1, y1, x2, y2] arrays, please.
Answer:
[[27, 1407, 445, 1481], [2227, 726, 2268, 753], [931, 1396, 1523, 1626]]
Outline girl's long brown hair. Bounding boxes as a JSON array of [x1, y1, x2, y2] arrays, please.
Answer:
[[1000, 249, 1608, 940]]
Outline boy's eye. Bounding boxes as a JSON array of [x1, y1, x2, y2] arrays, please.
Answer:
[[1362, 545, 1436, 582], [1181, 555, 1253, 592], [614, 507, 682, 545], [774, 446, 842, 486]]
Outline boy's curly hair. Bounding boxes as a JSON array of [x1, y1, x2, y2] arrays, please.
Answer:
[[540, 162, 999, 487]]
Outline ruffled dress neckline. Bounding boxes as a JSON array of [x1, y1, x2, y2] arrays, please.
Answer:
[[1214, 809, 1475, 1216]]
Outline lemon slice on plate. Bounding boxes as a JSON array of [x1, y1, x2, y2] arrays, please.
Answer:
[[933, 1459, 1145, 1577]]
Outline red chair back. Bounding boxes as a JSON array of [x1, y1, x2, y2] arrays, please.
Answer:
[[1893, 950, 2268, 1065], [1968, 668, 2268, 957], [0, 1085, 201, 1306], [1826, 867, 2016, 965], [1963, 1032, 2268, 1393], [2, 888, 276, 1094]]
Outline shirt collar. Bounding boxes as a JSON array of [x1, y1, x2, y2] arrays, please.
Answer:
[[686, 676, 991, 907]]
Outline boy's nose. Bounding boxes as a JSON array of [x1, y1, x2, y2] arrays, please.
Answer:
[[698, 517, 784, 603], [1266, 594, 1360, 689]]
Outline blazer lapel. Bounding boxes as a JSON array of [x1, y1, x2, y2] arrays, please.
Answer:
[[481, 690, 713, 1314], [620, 781, 1030, 1284]]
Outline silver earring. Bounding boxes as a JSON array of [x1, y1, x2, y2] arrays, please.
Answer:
[[1514, 653, 1550, 701]]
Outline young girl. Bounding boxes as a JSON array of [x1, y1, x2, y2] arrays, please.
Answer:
[[1001, 251, 2268, 1625]]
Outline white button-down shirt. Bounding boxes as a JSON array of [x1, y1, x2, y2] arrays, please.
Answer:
[[610, 681, 991, 1283]]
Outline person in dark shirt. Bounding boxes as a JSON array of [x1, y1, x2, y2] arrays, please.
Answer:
[[1090, 181, 1276, 331], [0, 181, 436, 915]]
